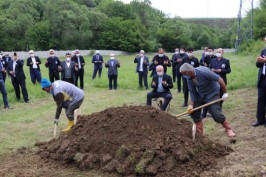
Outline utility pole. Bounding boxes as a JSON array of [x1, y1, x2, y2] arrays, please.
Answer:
[[235, 0, 254, 52]]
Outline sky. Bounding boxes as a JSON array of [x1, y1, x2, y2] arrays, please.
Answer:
[[120, 0, 260, 18]]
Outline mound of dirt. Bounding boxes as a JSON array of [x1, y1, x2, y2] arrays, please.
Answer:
[[37, 105, 232, 177]]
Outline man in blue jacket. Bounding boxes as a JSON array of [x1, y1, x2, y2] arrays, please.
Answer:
[[134, 50, 149, 90], [146, 65, 173, 111], [92, 50, 104, 80], [0, 60, 9, 108]]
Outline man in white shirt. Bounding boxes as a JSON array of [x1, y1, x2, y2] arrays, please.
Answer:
[[26, 50, 42, 84], [134, 50, 150, 90]]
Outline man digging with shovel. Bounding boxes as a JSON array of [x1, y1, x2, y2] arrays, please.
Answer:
[[179, 63, 236, 138], [41, 78, 84, 132]]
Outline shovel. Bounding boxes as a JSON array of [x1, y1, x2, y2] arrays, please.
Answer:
[[176, 98, 224, 118]]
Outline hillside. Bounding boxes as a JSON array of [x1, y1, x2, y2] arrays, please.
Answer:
[[184, 18, 236, 29]]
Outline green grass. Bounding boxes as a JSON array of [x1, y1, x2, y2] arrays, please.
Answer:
[[0, 53, 260, 154]]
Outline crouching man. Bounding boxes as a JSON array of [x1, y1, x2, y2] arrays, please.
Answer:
[[179, 63, 236, 137], [146, 65, 173, 111], [41, 78, 84, 132]]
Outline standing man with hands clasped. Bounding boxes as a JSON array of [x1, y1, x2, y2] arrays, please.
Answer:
[[179, 63, 236, 137], [72, 50, 85, 89], [92, 50, 104, 80], [146, 65, 173, 111], [41, 78, 84, 132], [252, 35, 266, 127], [134, 50, 149, 90]]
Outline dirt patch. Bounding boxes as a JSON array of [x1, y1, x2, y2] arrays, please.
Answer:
[[37, 105, 232, 177]]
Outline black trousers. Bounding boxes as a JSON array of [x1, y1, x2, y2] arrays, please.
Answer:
[[138, 72, 148, 89], [146, 91, 172, 111], [75, 69, 84, 89], [256, 79, 266, 124], [182, 77, 189, 104], [49, 71, 59, 82], [92, 65, 102, 79], [12, 78, 28, 101], [176, 69, 182, 92], [108, 75, 117, 90], [63, 78, 74, 85], [172, 67, 176, 83]]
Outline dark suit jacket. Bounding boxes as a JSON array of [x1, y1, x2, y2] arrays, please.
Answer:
[[183, 57, 200, 68], [105, 59, 120, 75], [92, 54, 104, 68], [60, 61, 76, 82], [151, 73, 173, 93], [7, 59, 26, 82], [152, 54, 171, 73], [45, 56, 61, 72], [257, 48, 266, 87], [72, 55, 85, 69], [1, 56, 11, 69], [209, 57, 231, 85], [134, 56, 149, 74], [27, 56, 42, 72]]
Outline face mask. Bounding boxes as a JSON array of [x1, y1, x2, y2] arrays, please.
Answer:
[[205, 52, 210, 56], [76, 54, 80, 57], [110, 57, 114, 59], [66, 57, 71, 62], [140, 54, 144, 57], [183, 75, 190, 79], [30, 54, 35, 57], [157, 71, 163, 76], [175, 51, 179, 54], [180, 51, 185, 54], [50, 54, 54, 57], [159, 54, 164, 57], [209, 52, 213, 55], [187, 53, 193, 57], [216, 53, 222, 58]]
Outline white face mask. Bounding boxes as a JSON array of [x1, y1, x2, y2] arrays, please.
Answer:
[[175, 51, 179, 54], [187, 53, 193, 57], [180, 51, 185, 54], [159, 54, 164, 57], [76, 54, 80, 57], [139, 54, 144, 57], [50, 54, 55, 57], [205, 52, 210, 56], [157, 71, 163, 76], [66, 57, 71, 62], [209, 52, 213, 56], [110, 57, 114, 59], [30, 54, 35, 57], [216, 53, 222, 58]]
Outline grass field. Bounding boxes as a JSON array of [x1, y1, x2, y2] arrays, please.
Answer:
[[0, 52, 263, 176]]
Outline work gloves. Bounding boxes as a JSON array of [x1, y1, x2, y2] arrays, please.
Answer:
[[222, 93, 228, 100], [54, 119, 59, 125]]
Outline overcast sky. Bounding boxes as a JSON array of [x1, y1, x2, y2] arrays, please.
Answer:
[[120, 0, 260, 18]]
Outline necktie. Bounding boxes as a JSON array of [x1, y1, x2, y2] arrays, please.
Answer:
[[263, 64, 266, 75]]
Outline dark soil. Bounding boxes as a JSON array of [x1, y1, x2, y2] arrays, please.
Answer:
[[37, 105, 232, 177]]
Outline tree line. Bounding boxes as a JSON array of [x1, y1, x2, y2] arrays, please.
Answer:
[[0, 0, 246, 52]]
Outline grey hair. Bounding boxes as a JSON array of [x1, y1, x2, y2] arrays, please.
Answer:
[[179, 63, 195, 73]]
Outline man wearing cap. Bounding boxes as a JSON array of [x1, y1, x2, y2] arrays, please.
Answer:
[[41, 78, 84, 132], [134, 50, 149, 90], [27, 50, 42, 84], [179, 63, 236, 137], [0, 58, 9, 109], [1, 52, 12, 82], [105, 54, 120, 90], [60, 52, 77, 85], [92, 50, 104, 80], [72, 50, 85, 89], [45, 49, 61, 82], [7, 53, 29, 103]]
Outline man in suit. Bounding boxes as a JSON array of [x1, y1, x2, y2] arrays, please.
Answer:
[[72, 50, 85, 89], [171, 48, 179, 83], [105, 54, 120, 90], [172, 47, 188, 93], [146, 65, 173, 111], [0, 59, 9, 108], [152, 48, 171, 75], [7, 53, 29, 103], [134, 50, 149, 90], [181, 48, 200, 107], [92, 50, 104, 80], [27, 50, 42, 84], [45, 49, 61, 82], [252, 36, 266, 127], [60, 52, 77, 85], [209, 48, 231, 108], [1, 52, 12, 82]]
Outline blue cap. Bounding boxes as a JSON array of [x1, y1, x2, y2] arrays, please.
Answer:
[[41, 78, 51, 88]]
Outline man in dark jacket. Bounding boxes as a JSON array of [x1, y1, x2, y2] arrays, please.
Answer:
[[152, 48, 171, 75], [72, 50, 85, 89], [92, 50, 104, 80], [0, 60, 9, 108], [1, 52, 12, 82], [146, 65, 173, 111], [134, 50, 149, 90], [171, 48, 179, 83], [7, 53, 29, 103], [27, 50, 42, 84], [105, 54, 120, 90], [45, 49, 61, 82]]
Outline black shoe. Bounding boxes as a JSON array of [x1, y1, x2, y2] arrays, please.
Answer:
[[24, 100, 29, 103], [252, 121, 264, 127], [181, 103, 188, 107], [16, 98, 20, 101], [4, 106, 9, 109]]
